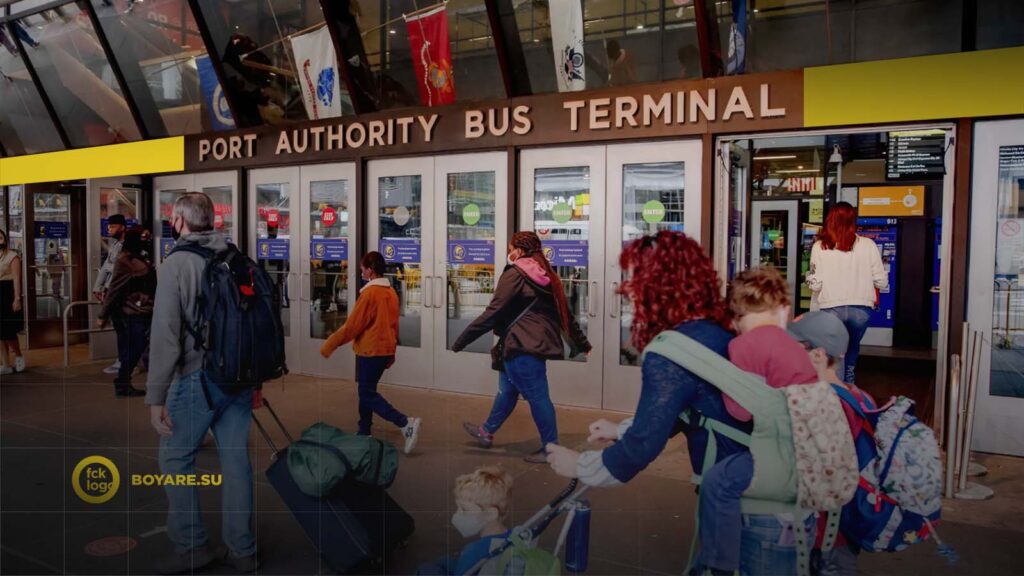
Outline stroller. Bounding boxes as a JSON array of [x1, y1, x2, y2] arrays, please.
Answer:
[[466, 480, 591, 576]]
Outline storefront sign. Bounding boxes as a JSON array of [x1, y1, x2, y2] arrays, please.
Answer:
[[858, 186, 925, 217], [311, 238, 347, 261], [257, 238, 289, 260], [186, 72, 803, 170], [35, 221, 69, 239], [449, 239, 494, 264], [542, 240, 588, 267], [380, 238, 421, 264]]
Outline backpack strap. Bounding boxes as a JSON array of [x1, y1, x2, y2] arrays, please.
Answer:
[[167, 242, 216, 350]]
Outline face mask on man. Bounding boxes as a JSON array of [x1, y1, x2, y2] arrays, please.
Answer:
[[171, 218, 182, 241], [451, 508, 497, 538]]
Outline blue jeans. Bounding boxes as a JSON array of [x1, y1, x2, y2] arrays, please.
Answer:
[[483, 354, 557, 446], [823, 305, 872, 383], [739, 512, 817, 576], [357, 355, 408, 435], [696, 452, 754, 571], [159, 370, 255, 556], [114, 315, 150, 387]]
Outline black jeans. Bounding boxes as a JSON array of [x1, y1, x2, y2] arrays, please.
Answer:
[[114, 315, 151, 388], [356, 355, 407, 435]]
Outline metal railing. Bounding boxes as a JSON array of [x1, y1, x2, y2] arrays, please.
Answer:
[[62, 300, 114, 367]]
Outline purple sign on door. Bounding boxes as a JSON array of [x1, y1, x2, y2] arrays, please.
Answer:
[[257, 238, 290, 260], [448, 239, 494, 264], [380, 238, 420, 264], [311, 238, 348, 261], [160, 237, 175, 259], [542, 240, 588, 266]]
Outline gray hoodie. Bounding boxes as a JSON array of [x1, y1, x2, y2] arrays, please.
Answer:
[[145, 231, 229, 406]]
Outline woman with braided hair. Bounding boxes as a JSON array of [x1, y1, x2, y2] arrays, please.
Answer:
[[452, 231, 591, 463]]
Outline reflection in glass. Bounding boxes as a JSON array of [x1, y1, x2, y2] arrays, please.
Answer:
[[18, 3, 142, 147], [378, 175, 421, 348], [256, 183, 291, 337], [534, 166, 589, 362], [203, 186, 235, 242], [33, 193, 72, 319], [446, 171, 495, 352], [309, 180, 349, 340], [90, 0, 223, 136], [0, 36, 64, 155], [619, 162, 685, 366], [991, 144, 1024, 399], [7, 186, 25, 255]]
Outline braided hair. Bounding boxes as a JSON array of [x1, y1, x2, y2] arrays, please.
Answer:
[[510, 231, 571, 335]]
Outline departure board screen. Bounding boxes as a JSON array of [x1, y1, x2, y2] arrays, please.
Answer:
[[886, 130, 946, 180]]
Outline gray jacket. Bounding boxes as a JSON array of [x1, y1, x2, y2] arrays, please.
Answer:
[[93, 239, 122, 293], [145, 231, 229, 406]]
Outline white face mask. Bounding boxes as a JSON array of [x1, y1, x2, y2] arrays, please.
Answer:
[[451, 508, 496, 538]]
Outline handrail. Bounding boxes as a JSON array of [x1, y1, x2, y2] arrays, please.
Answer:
[[62, 300, 114, 367]]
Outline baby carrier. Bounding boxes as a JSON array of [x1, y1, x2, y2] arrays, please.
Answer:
[[643, 330, 859, 576]]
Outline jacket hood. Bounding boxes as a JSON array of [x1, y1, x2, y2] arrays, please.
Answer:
[[178, 230, 230, 254], [514, 257, 551, 287]]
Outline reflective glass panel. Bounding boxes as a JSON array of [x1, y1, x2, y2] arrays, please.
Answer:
[[534, 166, 590, 362], [7, 186, 25, 255], [446, 171, 495, 352], [255, 183, 291, 337], [309, 179, 350, 340], [378, 175, 421, 348], [0, 37, 64, 155], [97, 187, 138, 271], [91, 0, 228, 136], [991, 144, 1024, 399], [18, 2, 142, 147], [194, 0, 352, 126], [619, 162, 684, 366], [157, 188, 185, 262], [32, 192, 72, 319], [203, 185, 235, 242]]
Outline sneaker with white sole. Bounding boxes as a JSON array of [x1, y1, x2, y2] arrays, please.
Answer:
[[102, 360, 121, 375], [401, 417, 421, 454], [14, 356, 25, 373], [0, 366, 12, 376]]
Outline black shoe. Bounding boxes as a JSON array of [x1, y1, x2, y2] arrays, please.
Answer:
[[115, 386, 145, 398], [523, 448, 547, 464], [154, 544, 218, 575], [218, 547, 259, 573]]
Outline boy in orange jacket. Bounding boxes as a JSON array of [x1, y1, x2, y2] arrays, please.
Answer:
[[320, 251, 421, 454]]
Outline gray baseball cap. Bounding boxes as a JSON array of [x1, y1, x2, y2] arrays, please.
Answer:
[[787, 311, 849, 359]]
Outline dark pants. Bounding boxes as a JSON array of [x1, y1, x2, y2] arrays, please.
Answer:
[[356, 355, 408, 435], [114, 315, 151, 388], [483, 354, 557, 446]]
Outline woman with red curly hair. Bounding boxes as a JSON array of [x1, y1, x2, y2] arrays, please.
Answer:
[[546, 231, 750, 481]]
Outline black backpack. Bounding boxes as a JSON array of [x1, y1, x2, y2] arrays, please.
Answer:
[[170, 243, 287, 394]]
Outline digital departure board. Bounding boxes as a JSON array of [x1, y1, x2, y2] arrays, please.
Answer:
[[886, 130, 946, 180]]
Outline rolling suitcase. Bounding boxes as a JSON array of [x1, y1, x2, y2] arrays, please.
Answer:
[[252, 398, 415, 574]]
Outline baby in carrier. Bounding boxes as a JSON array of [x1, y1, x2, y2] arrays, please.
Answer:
[[694, 268, 820, 574]]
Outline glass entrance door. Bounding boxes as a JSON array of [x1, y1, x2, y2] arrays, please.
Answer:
[[750, 199, 800, 310], [299, 163, 358, 379], [520, 147, 607, 409], [249, 168, 302, 375], [153, 171, 238, 264], [432, 152, 509, 395], [367, 157, 435, 389], [602, 141, 703, 411]]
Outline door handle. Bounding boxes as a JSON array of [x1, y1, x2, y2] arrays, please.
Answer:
[[588, 281, 599, 318], [435, 275, 445, 309], [609, 282, 620, 318], [285, 272, 296, 306], [423, 273, 431, 310], [300, 272, 310, 302]]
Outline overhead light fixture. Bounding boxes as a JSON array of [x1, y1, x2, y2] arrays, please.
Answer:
[[636, 24, 644, 29], [775, 169, 820, 174], [389, 29, 396, 34], [753, 154, 797, 160], [829, 144, 843, 163]]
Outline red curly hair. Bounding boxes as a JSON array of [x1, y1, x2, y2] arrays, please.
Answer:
[[817, 201, 858, 252], [618, 231, 728, 350]]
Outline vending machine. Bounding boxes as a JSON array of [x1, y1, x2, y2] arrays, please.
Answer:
[[856, 217, 898, 347]]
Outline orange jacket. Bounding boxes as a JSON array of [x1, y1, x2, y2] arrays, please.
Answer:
[[320, 279, 399, 358]]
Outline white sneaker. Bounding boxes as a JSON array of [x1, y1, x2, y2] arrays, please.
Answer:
[[103, 360, 121, 375], [14, 356, 25, 373], [327, 302, 338, 313], [401, 417, 421, 455], [0, 366, 12, 376]]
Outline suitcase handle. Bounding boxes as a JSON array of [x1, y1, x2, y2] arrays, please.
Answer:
[[251, 397, 294, 456]]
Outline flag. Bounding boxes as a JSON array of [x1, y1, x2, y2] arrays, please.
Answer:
[[549, 0, 585, 92], [406, 5, 455, 106], [196, 55, 235, 131], [290, 25, 343, 119], [725, 0, 747, 75]]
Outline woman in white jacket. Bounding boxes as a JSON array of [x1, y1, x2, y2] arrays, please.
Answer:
[[806, 202, 888, 383]]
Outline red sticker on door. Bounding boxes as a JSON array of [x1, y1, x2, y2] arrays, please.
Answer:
[[322, 207, 337, 227]]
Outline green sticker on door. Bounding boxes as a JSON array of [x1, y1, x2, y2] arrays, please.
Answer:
[[642, 200, 666, 224], [463, 203, 481, 226], [552, 202, 573, 224]]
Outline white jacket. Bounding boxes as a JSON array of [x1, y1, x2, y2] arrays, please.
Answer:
[[806, 236, 888, 309]]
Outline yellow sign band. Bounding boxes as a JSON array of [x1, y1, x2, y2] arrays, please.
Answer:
[[0, 137, 184, 186]]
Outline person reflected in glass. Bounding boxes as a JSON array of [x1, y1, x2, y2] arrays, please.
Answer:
[[453, 231, 591, 463]]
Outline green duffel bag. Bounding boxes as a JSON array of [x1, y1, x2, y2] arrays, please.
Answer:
[[286, 422, 399, 497]]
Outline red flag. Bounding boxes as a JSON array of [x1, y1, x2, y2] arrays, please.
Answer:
[[405, 5, 455, 106]]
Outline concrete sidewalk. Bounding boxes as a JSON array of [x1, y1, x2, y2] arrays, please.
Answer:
[[1, 347, 1022, 575]]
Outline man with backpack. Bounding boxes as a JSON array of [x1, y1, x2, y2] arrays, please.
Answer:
[[146, 192, 263, 574]]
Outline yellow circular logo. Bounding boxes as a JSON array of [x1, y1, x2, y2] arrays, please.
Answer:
[[72, 456, 120, 504]]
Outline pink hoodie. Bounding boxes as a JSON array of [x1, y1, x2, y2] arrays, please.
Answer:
[[514, 257, 551, 287]]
